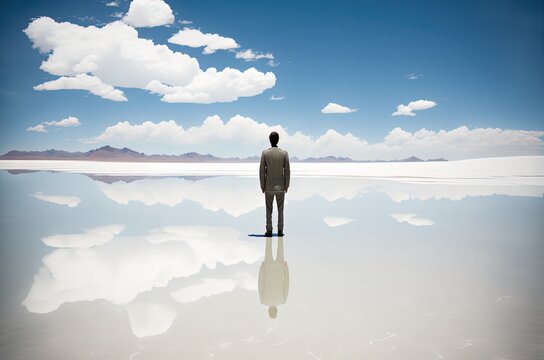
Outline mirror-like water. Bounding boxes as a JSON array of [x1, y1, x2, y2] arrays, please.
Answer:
[[0, 164, 542, 359]]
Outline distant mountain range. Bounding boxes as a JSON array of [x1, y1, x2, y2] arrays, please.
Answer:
[[0, 145, 447, 163]]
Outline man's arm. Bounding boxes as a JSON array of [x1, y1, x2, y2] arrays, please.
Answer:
[[259, 151, 266, 192], [284, 151, 290, 192]]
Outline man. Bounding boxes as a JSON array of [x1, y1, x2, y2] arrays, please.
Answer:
[[259, 131, 290, 237]]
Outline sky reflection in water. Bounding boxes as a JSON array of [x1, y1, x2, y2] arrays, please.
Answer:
[[0, 170, 542, 359]]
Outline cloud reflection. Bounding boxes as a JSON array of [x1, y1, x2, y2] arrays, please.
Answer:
[[171, 273, 257, 304], [42, 224, 125, 248], [24, 236, 198, 314], [96, 176, 544, 217], [31, 192, 81, 207], [391, 213, 434, 226], [323, 216, 355, 227], [126, 300, 177, 338], [98, 177, 262, 217], [24, 224, 261, 338]]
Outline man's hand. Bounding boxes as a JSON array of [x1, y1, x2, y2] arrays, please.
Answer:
[[262, 188, 265, 193], [285, 188, 288, 193]]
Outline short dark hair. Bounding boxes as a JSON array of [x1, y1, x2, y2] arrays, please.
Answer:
[[269, 131, 279, 146]]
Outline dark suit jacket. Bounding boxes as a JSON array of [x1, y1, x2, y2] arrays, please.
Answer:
[[259, 147, 290, 192]]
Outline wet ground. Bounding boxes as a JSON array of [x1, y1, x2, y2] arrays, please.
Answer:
[[0, 168, 542, 359]]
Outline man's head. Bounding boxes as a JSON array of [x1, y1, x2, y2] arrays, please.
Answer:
[[268, 306, 278, 319], [269, 131, 279, 147]]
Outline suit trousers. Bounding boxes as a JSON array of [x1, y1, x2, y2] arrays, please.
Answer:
[[265, 191, 285, 231]]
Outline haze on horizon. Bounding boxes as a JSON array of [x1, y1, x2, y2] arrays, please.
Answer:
[[0, 0, 543, 160]]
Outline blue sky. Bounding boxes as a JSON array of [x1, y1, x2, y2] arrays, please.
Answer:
[[0, 0, 543, 159]]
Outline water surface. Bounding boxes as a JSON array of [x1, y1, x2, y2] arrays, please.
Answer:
[[0, 168, 542, 359]]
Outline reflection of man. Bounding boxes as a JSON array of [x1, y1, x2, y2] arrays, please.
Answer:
[[259, 131, 290, 237], [258, 237, 289, 319]]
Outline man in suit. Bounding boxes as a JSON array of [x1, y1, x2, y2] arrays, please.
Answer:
[[259, 131, 290, 237]]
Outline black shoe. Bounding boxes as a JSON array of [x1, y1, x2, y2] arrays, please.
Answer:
[[278, 230, 284, 237], [265, 230, 272, 237]]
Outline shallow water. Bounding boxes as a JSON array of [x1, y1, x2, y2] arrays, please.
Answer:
[[0, 169, 543, 359]]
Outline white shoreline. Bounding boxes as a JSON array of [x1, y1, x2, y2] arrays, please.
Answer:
[[1, 156, 543, 185]]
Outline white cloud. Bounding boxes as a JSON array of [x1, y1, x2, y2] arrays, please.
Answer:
[[27, 124, 47, 132], [168, 28, 240, 54], [24, 17, 275, 103], [34, 74, 127, 101], [27, 116, 81, 133], [235, 49, 274, 61], [321, 102, 357, 114], [106, 1, 119, 7], [88, 115, 281, 147], [31, 192, 81, 207], [44, 116, 81, 127], [391, 213, 434, 226], [75, 15, 98, 23], [179, 19, 193, 25], [145, 67, 276, 103], [42, 224, 125, 248], [123, 0, 174, 28], [406, 73, 423, 80], [392, 100, 436, 116], [270, 95, 284, 101], [323, 216, 355, 227], [23, 17, 200, 87], [87, 114, 544, 160]]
